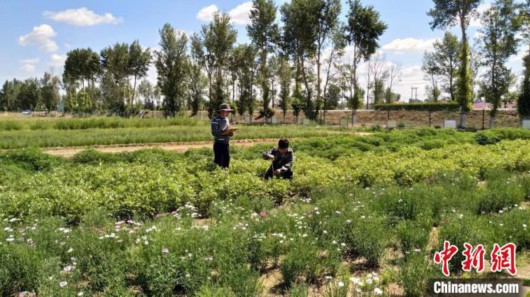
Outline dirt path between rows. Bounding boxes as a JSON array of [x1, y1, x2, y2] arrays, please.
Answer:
[[42, 133, 373, 158], [43, 138, 280, 158]]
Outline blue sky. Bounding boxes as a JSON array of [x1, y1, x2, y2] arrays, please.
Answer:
[[0, 0, 526, 100]]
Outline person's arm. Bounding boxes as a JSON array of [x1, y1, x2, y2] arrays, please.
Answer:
[[263, 148, 276, 160], [280, 151, 294, 172]]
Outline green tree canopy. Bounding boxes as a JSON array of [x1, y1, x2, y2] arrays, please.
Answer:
[[63, 48, 101, 88], [247, 0, 280, 120], [343, 0, 386, 124], [428, 0, 482, 126], [478, 0, 520, 126], [200, 12, 237, 118], [155, 23, 189, 116], [431, 32, 460, 101]]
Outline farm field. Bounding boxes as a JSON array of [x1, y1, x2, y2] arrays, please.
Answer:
[[1, 125, 530, 296], [0, 117, 362, 150], [2, 0, 530, 294]]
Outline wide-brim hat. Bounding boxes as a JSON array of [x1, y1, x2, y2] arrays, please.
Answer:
[[218, 103, 234, 111]]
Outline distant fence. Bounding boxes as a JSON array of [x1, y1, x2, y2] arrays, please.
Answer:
[[224, 109, 521, 129], [11, 108, 523, 129]]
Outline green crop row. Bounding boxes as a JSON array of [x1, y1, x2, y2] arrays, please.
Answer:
[[0, 125, 356, 149], [1, 135, 530, 220], [1, 129, 530, 295], [0, 168, 528, 296], [0, 116, 204, 131]]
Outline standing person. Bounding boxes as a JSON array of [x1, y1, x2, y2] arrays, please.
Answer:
[[211, 103, 234, 168], [263, 138, 294, 179]]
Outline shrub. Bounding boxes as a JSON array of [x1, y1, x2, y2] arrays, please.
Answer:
[[0, 244, 45, 295], [490, 210, 530, 250], [196, 286, 237, 297], [419, 139, 445, 150], [438, 216, 491, 273], [399, 254, 438, 297], [475, 175, 525, 215], [476, 132, 501, 145], [1, 148, 61, 171], [376, 186, 432, 224], [280, 240, 340, 286], [342, 216, 387, 267], [0, 121, 23, 131], [396, 220, 430, 256], [370, 124, 382, 132], [289, 284, 309, 297]]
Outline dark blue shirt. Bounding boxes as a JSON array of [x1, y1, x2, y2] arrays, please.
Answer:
[[266, 148, 294, 172], [211, 115, 230, 144]]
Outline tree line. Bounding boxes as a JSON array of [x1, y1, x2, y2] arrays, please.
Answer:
[[0, 0, 529, 127], [424, 0, 530, 127]]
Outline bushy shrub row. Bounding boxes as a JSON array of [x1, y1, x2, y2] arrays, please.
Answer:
[[2, 136, 530, 220]]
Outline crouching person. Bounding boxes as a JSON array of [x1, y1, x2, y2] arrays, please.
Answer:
[[263, 138, 294, 180]]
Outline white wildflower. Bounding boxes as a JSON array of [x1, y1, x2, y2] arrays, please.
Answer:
[[350, 277, 360, 284]]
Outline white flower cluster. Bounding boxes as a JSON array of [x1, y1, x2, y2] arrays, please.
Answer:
[[348, 272, 383, 295]]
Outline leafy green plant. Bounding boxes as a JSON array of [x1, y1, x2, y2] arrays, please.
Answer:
[[476, 132, 501, 145], [396, 220, 430, 257], [399, 254, 438, 297], [280, 239, 340, 287]]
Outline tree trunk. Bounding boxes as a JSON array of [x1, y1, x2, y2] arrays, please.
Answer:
[[232, 80, 236, 104], [351, 109, 357, 126], [316, 46, 322, 122], [207, 74, 213, 118], [271, 79, 276, 110], [459, 15, 470, 129], [300, 56, 313, 119], [449, 75, 455, 101], [460, 111, 467, 129], [428, 110, 432, 127], [489, 115, 495, 129], [132, 75, 138, 105], [366, 80, 370, 110]]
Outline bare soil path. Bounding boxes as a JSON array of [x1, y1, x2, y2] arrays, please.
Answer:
[[43, 138, 280, 158], [41, 133, 373, 158]]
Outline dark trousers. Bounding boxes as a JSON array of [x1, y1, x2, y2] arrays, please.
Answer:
[[265, 166, 293, 180], [213, 142, 230, 168]]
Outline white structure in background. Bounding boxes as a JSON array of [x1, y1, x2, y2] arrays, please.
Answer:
[[444, 120, 457, 129]]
